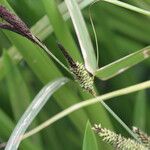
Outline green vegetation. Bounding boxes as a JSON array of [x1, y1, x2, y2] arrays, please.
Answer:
[[0, 0, 150, 149]]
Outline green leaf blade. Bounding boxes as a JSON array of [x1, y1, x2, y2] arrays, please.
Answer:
[[0, 109, 41, 150], [103, 0, 150, 16], [3, 50, 31, 120], [96, 46, 150, 80], [82, 121, 98, 150], [133, 90, 147, 130], [5, 77, 69, 150], [42, 0, 82, 62], [65, 0, 97, 74], [3, 50, 44, 149]]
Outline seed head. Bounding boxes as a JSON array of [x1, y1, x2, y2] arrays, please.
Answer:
[[92, 124, 147, 150]]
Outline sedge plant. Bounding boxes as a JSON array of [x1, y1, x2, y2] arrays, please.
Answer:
[[0, 0, 150, 149]]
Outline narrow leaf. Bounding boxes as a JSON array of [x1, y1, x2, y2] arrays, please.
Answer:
[[0, 109, 41, 150], [5, 77, 69, 150], [133, 91, 147, 130], [96, 46, 150, 80], [82, 121, 98, 150], [65, 0, 97, 74], [103, 0, 150, 16], [42, 0, 82, 62], [3, 51, 43, 149], [31, 0, 96, 41], [3, 51, 31, 121], [0, 109, 15, 139]]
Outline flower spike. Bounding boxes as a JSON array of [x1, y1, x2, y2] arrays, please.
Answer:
[[57, 43, 96, 96]]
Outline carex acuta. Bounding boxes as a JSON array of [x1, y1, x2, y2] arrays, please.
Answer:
[[0, 5, 96, 96]]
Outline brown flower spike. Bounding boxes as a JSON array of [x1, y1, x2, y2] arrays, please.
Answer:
[[0, 5, 44, 48], [0, 5, 34, 40]]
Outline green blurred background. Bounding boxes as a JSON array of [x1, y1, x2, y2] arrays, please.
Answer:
[[0, 0, 150, 149]]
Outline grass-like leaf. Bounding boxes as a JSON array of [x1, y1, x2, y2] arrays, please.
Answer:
[[5, 77, 69, 150], [0, 46, 22, 81], [0, 0, 95, 81], [3, 50, 43, 149], [31, 0, 96, 41], [0, 109, 41, 150], [96, 46, 150, 80], [65, 0, 97, 74], [133, 91, 147, 130], [3, 50, 31, 121], [42, 0, 82, 62], [82, 121, 98, 150], [103, 0, 150, 16]]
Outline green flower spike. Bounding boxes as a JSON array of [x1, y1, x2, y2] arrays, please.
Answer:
[[57, 43, 96, 96], [92, 124, 147, 150]]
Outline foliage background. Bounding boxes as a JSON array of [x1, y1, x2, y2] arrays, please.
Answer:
[[0, 0, 149, 149]]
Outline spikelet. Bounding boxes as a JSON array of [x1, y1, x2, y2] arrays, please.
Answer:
[[70, 61, 96, 96], [57, 43, 96, 96], [92, 124, 147, 150], [133, 127, 150, 148]]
